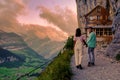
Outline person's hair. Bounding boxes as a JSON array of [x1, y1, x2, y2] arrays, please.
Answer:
[[88, 27, 93, 29], [75, 28, 81, 37]]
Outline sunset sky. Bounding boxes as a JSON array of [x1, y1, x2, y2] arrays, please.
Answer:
[[0, 0, 77, 41], [18, 0, 77, 27]]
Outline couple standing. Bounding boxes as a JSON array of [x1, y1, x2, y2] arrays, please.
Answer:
[[73, 27, 96, 70]]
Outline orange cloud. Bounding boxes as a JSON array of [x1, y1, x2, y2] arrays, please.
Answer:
[[0, 0, 68, 42], [38, 6, 78, 35], [22, 24, 68, 42], [0, 0, 25, 33]]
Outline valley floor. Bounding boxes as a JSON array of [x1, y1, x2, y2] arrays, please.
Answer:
[[71, 47, 120, 80]]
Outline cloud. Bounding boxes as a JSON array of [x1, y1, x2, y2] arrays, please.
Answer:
[[0, 0, 25, 33], [0, 0, 68, 41], [22, 24, 68, 41], [38, 6, 78, 35]]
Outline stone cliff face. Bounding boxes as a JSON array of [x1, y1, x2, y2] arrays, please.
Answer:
[[106, 7, 120, 58], [76, 0, 119, 33]]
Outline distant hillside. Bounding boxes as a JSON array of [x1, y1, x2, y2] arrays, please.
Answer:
[[0, 30, 27, 50], [0, 47, 24, 68], [0, 31, 47, 80], [22, 30, 65, 59], [0, 25, 65, 59], [0, 31, 45, 67]]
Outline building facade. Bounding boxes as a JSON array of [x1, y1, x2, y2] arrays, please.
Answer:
[[84, 5, 113, 43], [75, 0, 119, 44]]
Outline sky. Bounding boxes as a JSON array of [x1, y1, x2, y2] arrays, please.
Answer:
[[0, 0, 77, 41], [18, 0, 77, 26]]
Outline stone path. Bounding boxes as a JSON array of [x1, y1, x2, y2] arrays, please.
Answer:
[[71, 47, 120, 80]]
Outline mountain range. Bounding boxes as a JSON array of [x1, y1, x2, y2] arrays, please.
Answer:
[[0, 30, 47, 80], [0, 29, 65, 80], [18, 25, 65, 59]]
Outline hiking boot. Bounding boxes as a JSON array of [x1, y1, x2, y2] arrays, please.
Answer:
[[88, 62, 92, 67], [91, 63, 95, 66], [76, 65, 79, 68], [76, 65, 83, 70], [78, 65, 83, 70]]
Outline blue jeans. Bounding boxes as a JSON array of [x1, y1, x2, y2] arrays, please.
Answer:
[[88, 47, 95, 63]]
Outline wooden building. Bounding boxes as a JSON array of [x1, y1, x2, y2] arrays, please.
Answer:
[[84, 5, 113, 44]]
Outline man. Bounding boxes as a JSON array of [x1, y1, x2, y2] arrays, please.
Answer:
[[87, 27, 96, 67]]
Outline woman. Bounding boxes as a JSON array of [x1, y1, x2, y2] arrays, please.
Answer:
[[74, 28, 87, 69]]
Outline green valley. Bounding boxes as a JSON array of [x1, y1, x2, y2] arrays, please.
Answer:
[[0, 31, 47, 80]]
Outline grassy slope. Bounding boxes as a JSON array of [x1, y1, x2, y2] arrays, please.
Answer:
[[37, 36, 74, 80], [0, 48, 46, 80], [0, 48, 47, 80]]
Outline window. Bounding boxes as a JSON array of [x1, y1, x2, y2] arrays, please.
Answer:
[[100, 29, 103, 36], [95, 28, 112, 37], [96, 28, 99, 36], [97, 16, 100, 20], [90, 16, 97, 20], [104, 28, 112, 35], [96, 28, 103, 36]]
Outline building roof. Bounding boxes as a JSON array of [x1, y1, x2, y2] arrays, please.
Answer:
[[84, 5, 109, 17]]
